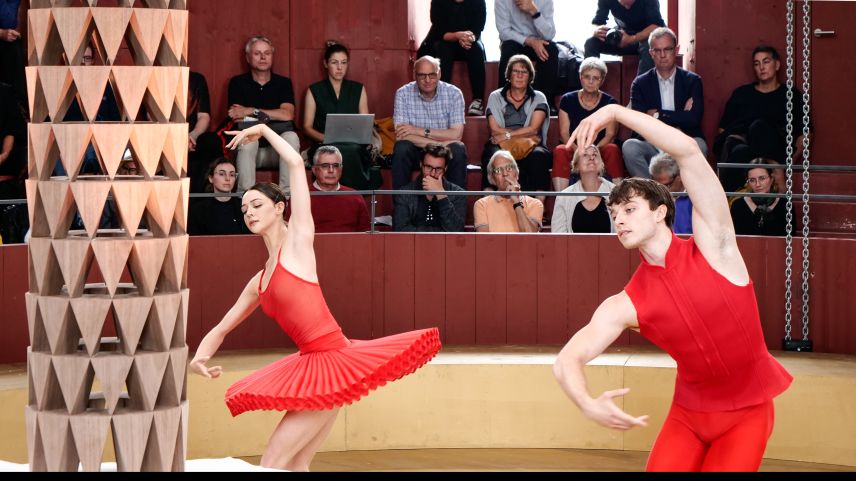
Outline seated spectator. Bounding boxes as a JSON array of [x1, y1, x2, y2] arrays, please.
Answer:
[[730, 158, 790, 237], [188, 158, 249, 236], [649, 152, 691, 234], [228, 36, 301, 192], [0, 0, 25, 111], [393, 143, 466, 232], [474, 150, 542, 233], [552, 57, 624, 192], [392, 56, 467, 190], [481, 55, 551, 198], [417, 0, 488, 116], [187, 71, 222, 194], [716, 45, 807, 194], [495, 0, 559, 112], [551, 145, 615, 234], [0, 80, 25, 243], [300, 146, 370, 233], [623, 27, 707, 178], [584, 0, 665, 77], [302, 42, 377, 190]]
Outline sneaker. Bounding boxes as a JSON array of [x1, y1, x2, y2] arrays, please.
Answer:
[[467, 99, 485, 116]]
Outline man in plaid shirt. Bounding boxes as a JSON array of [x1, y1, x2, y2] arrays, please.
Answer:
[[392, 56, 468, 190]]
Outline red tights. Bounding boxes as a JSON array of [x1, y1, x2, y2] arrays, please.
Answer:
[[646, 400, 775, 472]]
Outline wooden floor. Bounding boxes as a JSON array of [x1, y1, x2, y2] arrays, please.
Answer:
[[241, 449, 854, 472]]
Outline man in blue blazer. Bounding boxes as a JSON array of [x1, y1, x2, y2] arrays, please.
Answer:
[[622, 27, 707, 178]]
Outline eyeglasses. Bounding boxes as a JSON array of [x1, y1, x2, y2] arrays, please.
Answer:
[[511, 69, 530, 77], [747, 175, 770, 185], [581, 74, 603, 83], [316, 162, 343, 171], [490, 164, 517, 176], [650, 47, 676, 56], [82, 55, 94, 63], [415, 72, 439, 81], [422, 164, 446, 174], [328, 60, 348, 67], [215, 170, 237, 178]]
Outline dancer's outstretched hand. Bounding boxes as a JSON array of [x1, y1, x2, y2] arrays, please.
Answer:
[[583, 387, 649, 430], [189, 355, 223, 379], [225, 124, 266, 150], [567, 104, 621, 151]]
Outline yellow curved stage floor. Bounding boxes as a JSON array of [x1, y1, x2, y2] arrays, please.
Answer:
[[1, 346, 854, 469]]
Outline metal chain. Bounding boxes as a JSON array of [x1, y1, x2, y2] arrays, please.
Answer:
[[783, 0, 795, 342], [800, 0, 812, 341]]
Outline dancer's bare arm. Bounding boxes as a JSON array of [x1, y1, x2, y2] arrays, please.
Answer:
[[553, 292, 649, 430], [568, 104, 748, 283], [189, 272, 262, 378]]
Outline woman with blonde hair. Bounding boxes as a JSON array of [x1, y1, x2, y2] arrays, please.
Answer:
[[551, 145, 615, 233]]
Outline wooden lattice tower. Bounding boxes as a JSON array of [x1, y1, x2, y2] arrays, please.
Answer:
[[25, 0, 190, 472]]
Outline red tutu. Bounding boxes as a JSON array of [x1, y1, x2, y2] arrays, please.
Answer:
[[225, 328, 441, 416]]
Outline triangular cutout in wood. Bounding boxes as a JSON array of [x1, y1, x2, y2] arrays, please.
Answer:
[[53, 7, 93, 66], [53, 123, 93, 181], [175, 67, 188, 119], [52, 353, 93, 415], [37, 410, 80, 472], [25, 406, 46, 472], [39, 180, 76, 238], [28, 123, 55, 181], [160, 10, 188, 68], [161, 124, 187, 179], [26, 180, 52, 241], [69, 66, 112, 122], [112, 410, 154, 472], [91, 8, 133, 65], [129, 237, 169, 297], [91, 238, 133, 296], [52, 238, 94, 298], [145, 180, 180, 237], [91, 124, 133, 179], [127, 9, 169, 66], [175, 289, 189, 350], [174, 178, 190, 232], [91, 353, 134, 414], [69, 412, 111, 472], [29, 350, 63, 411], [145, 67, 181, 122], [111, 181, 153, 238], [161, 346, 187, 407], [27, 292, 51, 352], [161, 236, 188, 292], [141, 293, 181, 352], [38, 66, 75, 122], [112, 296, 153, 356], [111, 66, 152, 121], [70, 180, 112, 238], [70, 296, 113, 356], [127, 351, 169, 411], [29, 237, 62, 295], [142, 406, 182, 471], [38, 296, 80, 355], [27, 8, 55, 66], [25, 66, 49, 123], [129, 124, 168, 178]]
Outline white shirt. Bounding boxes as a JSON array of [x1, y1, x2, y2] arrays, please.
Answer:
[[657, 68, 677, 112]]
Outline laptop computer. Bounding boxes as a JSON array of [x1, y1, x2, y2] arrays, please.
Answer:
[[324, 114, 375, 144]]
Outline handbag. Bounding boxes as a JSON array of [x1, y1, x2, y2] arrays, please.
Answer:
[[499, 137, 538, 161]]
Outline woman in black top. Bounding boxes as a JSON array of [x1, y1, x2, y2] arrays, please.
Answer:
[[417, 0, 487, 116], [188, 158, 250, 236], [730, 160, 789, 237]]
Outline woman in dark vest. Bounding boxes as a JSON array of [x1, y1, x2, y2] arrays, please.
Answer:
[[302, 42, 375, 190]]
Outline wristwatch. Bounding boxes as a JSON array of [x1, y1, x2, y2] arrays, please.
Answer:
[[513, 202, 524, 210], [252, 108, 260, 118], [505, 131, 512, 140], [424, 128, 431, 138], [531, 10, 541, 19], [652, 111, 660, 120]]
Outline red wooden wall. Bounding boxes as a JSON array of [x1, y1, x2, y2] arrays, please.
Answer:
[[2, 234, 855, 364]]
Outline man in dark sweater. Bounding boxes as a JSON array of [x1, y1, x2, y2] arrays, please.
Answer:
[[585, 0, 665, 77], [393, 143, 466, 232]]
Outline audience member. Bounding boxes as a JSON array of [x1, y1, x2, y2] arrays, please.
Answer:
[[481, 55, 551, 198], [228, 36, 301, 192], [303, 42, 377, 190], [392, 56, 467, 190], [299, 146, 371, 233], [552, 57, 623, 192], [393, 143, 466, 232], [551, 145, 615, 234], [716, 45, 807, 194], [188, 71, 222, 194], [0, 0, 25, 111], [730, 158, 790, 237], [417, 0, 488, 116], [623, 27, 706, 178], [495, 0, 559, 112], [649, 152, 691, 234], [474, 150, 543, 232], [585, 0, 665, 77], [0, 80, 25, 243], [188, 158, 249, 236]]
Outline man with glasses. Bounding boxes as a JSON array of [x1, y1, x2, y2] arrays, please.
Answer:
[[649, 152, 691, 234], [623, 27, 706, 179], [495, 0, 559, 114], [474, 150, 543, 232], [228, 36, 300, 193], [584, 0, 665, 77], [393, 143, 466, 232], [300, 146, 370, 233], [392, 56, 468, 190]]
